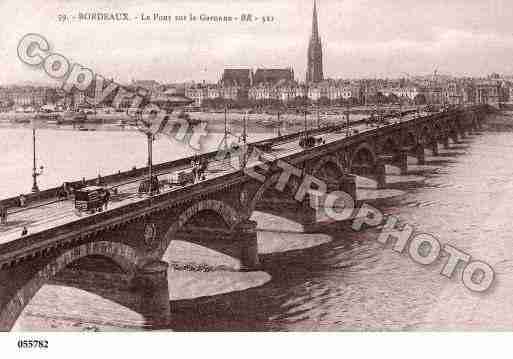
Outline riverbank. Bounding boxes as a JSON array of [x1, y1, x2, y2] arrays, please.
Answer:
[[0, 110, 367, 131], [0, 104, 412, 123]]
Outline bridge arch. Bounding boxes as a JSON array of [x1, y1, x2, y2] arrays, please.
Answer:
[[0, 241, 140, 332], [249, 171, 301, 216], [380, 136, 400, 155], [165, 200, 240, 235], [349, 143, 377, 170], [448, 121, 459, 138], [471, 113, 480, 130], [402, 131, 417, 148], [159, 199, 241, 258], [418, 125, 432, 145], [310, 155, 346, 179], [349, 142, 378, 179], [433, 123, 444, 141], [308, 155, 347, 192]]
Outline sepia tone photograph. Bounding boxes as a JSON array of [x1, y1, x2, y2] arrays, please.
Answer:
[[0, 0, 512, 342]]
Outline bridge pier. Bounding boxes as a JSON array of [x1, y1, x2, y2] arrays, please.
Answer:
[[476, 115, 483, 131], [135, 260, 171, 329], [396, 149, 409, 175], [414, 145, 425, 165], [430, 141, 439, 156], [234, 220, 259, 271], [473, 119, 480, 131], [340, 174, 357, 200], [442, 136, 450, 149], [375, 158, 387, 189], [256, 196, 316, 227], [300, 195, 320, 231]]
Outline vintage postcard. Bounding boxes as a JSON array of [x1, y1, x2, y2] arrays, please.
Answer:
[[0, 0, 512, 355]]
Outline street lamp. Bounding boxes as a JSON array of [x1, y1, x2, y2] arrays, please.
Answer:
[[317, 102, 320, 129], [137, 111, 157, 248], [240, 111, 249, 170], [345, 103, 351, 137], [303, 108, 308, 139], [147, 131, 154, 196], [136, 110, 155, 198], [277, 111, 282, 137], [303, 84, 309, 141], [224, 105, 228, 146], [31, 127, 44, 193]]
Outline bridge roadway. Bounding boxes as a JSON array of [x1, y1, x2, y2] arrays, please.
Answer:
[[0, 110, 428, 248]]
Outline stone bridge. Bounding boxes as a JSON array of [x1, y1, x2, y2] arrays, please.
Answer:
[[0, 105, 489, 330]]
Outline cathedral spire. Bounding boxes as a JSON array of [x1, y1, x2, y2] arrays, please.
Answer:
[[306, 0, 323, 83], [312, 0, 319, 39]]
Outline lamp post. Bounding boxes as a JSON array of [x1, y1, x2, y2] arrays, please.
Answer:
[[277, 111, 282, 137], [303, 84, 309, 141], [224, 105, 229, 151], [31, 127, 43, 193], [304, 108, 308, 138], [147, 131, 154, 196], [345, 103, 351, 137], [240, 111, 248, 169], [142, 126, 156, 247], [137, 110, 154, 198], [317, 102, 320, 129]]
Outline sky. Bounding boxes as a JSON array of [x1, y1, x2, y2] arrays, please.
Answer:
[[1, 0, 512, 85]]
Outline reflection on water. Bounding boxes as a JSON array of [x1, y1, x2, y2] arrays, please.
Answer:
[[11, 129, 513, 331]]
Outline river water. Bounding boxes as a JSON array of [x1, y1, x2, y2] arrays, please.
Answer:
[[0, 113, 355, 197], [7, 117, 513, 331], [0, 123, 271, 198]]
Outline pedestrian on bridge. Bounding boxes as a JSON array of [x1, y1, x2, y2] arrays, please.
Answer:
[[103, 190, 111, 211], [63, 182, 71, 198], [21, 226, 28, 236], [192, 166, 198, 183], [18, 194, 26, 208]]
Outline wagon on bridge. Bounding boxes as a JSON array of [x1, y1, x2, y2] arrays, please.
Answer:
[[74, 186, 108, 214], [177, 171, 195, 186], [256, 140, 274, 153], [138, 176, 161, 195], [299, 135, 316, 148]]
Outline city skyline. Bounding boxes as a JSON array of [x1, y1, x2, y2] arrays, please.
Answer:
[[1, 0, 513, 85]]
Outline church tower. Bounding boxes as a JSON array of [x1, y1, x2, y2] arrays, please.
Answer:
[[306, 0, 324, 83]]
